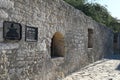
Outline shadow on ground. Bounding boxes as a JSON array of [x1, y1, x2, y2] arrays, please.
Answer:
[[104, 54, 120, 71], [116, 64, 120, 71], [104, 54, 120, 60]]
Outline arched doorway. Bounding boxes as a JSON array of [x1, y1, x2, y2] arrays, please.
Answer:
[[51, 32, 65, 58]]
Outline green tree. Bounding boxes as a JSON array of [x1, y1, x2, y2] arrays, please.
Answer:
[[64, 0, 120, 32], [80, 3, 113, 26], [109, 18, 120, 32], [64, 0, 86, 8]]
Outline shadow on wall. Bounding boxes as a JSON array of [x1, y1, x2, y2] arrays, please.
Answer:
[[116, 64, 120, 71], [51, 32, 65, 58], [104, 54, 120, 60]]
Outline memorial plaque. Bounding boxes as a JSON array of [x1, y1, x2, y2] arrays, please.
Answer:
[[3, 21, 22, 41], [25, 26, 38, 42]]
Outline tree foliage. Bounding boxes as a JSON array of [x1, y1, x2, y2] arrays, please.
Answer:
[[64, 0, 120, 32], [64, 0, 86, 8]]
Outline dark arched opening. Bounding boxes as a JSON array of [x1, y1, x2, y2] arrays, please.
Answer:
[[51, 32, 65, 58]]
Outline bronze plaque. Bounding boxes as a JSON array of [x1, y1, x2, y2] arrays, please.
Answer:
[[25, 26, 38, 42], [3, 21, 22, 41]]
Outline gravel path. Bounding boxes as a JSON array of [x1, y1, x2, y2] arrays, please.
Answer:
[[63, 55, 120, 80]]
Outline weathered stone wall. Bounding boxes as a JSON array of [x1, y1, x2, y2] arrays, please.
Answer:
[[114, 33, 120, 54], [117, 33, 120, 54], [0, 0, 113, 80]]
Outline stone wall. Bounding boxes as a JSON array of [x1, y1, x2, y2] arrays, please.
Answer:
[[117, 33, 120, 54], [0, 0, 113, 80], [114, 33, 120, 54]]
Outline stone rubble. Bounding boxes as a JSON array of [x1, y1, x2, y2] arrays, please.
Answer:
[[63, 57, 120, 80]]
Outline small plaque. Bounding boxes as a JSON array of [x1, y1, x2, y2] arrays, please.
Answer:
[[25, 26, 38, 42], [3, 21, 22, 41]]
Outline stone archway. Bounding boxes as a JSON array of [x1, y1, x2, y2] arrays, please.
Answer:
[[51, 32, 65, 58]]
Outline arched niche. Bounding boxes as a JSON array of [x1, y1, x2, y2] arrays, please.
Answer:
[[51, 32, 65, 58]]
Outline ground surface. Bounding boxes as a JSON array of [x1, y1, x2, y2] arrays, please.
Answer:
[[62, 54, 120, 80]]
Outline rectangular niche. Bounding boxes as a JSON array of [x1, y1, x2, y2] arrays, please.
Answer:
[[3, 21, 22, 41], [114, 33, 118, 43], [25, 26, 38, 42], [88, 28, 93, 48]]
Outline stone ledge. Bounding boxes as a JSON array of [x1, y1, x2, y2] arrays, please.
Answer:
[[0, 43, 19, 49]]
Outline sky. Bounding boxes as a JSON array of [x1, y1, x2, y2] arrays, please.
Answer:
[[89, 0, 120, 19]]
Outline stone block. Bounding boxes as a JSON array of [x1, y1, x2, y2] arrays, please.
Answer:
[[0, 9, 8, 19], [0, 43, 19, 49], [0, 22, 3, 42], [0, 0, 14, 9]]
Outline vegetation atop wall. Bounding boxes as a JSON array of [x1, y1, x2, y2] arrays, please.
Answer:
[[64, 0, 120, 33]]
